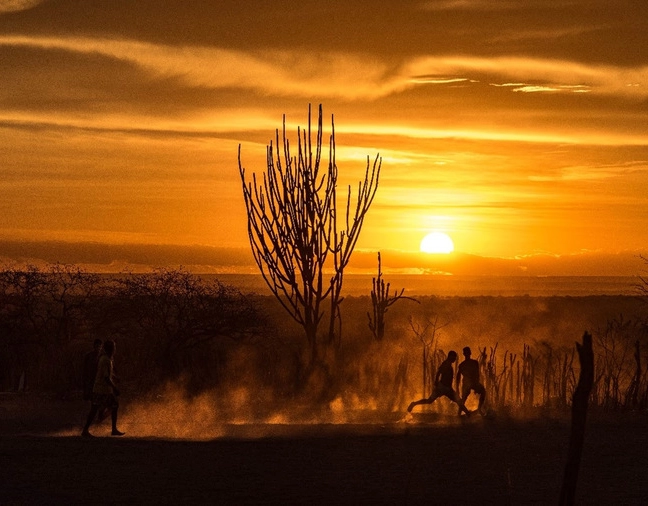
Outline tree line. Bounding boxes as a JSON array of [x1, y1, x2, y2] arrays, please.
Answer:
[[0, 264, 266, 395], [1, 262, 647, 416]]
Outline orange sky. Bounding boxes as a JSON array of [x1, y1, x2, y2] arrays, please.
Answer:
[[1, 1, 647, 275]]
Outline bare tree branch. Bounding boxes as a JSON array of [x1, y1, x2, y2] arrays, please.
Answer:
[[238, 105, 381, 366]]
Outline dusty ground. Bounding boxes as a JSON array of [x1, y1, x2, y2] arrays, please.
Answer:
[[1, 394, 647, 505]]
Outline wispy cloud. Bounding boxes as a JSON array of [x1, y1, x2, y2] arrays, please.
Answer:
[[509, 84, 591, 93], [490, 25, 608, 43], [528, 161, 648, 182], [3, 107, 644, 149], [420, 0, 587, 12], [406, 56, 648, 98], [0, 0, 44, 14], [336, 122, 648, 146], [421, 0, 534, 11], [490, 82, 592, 93], [409, 76, 477, 84], [0, 35, 408, 100], [2, 35, 646, 104]]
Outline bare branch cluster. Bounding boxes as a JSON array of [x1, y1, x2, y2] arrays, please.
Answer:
[[239, 105, 380, 364], [409, 315, 448, 397]]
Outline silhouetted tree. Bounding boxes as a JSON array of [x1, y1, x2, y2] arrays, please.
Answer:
[[0, 263, 103, 391], [238, 105, 381, 368], [0, 265, 48, 389], [367, 252, 417, 340], [110, 268, 265, 389], [409, 315, 446, 398], [41, 263, 103, 343]]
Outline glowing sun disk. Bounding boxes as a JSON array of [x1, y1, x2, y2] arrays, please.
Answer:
[[420, 232, 454, 254]]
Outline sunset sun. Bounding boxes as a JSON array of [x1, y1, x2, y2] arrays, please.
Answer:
[[420, 232, 455, 254]]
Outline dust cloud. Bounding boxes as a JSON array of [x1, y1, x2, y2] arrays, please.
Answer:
[[50, 294, 645, 440]]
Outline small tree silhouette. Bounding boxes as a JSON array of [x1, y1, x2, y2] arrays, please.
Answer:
[[238, 105, 381, 369], [367, 252, 418, 340], [110, 268, 263, 389], [409, 315, 447, 398]]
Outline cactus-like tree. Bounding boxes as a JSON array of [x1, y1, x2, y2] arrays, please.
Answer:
[[238, 105, 380, 367], [367, 252, 417, 340]]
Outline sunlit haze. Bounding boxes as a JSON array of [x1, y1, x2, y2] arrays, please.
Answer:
[[1, 1, 647, 276]]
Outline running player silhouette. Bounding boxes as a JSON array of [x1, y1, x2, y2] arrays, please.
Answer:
[[407, 350, 470, 415], [456, 346, 486, 415]]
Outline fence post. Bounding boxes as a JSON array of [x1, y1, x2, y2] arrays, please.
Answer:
[[559, 331, 594, 505]]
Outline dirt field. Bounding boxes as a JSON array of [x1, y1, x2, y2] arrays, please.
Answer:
[[1, 395, 647, 505]]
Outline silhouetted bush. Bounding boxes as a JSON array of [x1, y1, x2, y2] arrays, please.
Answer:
[[1, 265, 647, 416], [0, 265, 267, 395], [0, 264, 104, 394]]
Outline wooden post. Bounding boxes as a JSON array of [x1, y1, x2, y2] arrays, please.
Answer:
[[559, 331, 594, 505]]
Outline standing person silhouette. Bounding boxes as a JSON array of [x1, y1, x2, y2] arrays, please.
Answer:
[[456, 346, 486, 415], [82, 340, 125, 437], [407, 350, 471, 415]]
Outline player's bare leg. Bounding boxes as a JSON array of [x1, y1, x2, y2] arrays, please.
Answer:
[[407, 393, 439, 413]]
